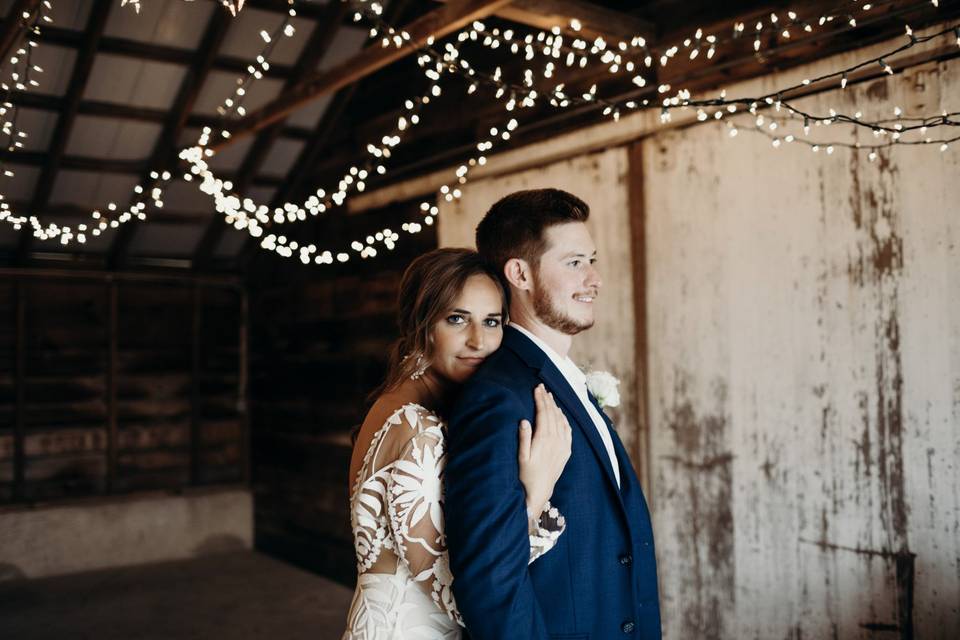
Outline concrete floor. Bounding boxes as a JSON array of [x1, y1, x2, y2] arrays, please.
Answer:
[[0, 552, 354, 639]]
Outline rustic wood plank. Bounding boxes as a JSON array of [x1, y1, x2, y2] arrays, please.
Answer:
[[627, 140, 652, 495], [13, 281, 25, 500], [190, 284, 202, 485], [106, 281, 117, 493], [239, 289, 249, 484]]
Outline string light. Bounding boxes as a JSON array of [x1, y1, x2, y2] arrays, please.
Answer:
[[348, 1, 957, 146], [121, 0, 248, 16], [5, 0, 956, 266], [0, 0, 294, 245], [184, 1, 957, 265]]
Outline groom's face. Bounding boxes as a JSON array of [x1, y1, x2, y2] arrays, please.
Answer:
[[530, 222, 601, 334]]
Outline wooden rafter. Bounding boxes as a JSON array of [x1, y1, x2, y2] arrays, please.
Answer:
[[5, 90, 313, 138], [214, 0, 514, 149], [292, 0, 959, 198], [192, 0, 349, 270], [1, 149, 285, 188], [237, 0, 420, 271], [3, 200, 211, 224], [496, 0, 656, 43], [37, 25, 294, 80], [106, 8, 233, 270], [0, 0, 41, 63], [15, 0, 112, 264]]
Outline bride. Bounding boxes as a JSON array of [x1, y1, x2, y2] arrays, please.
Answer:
[[343, 248, 572, 639]]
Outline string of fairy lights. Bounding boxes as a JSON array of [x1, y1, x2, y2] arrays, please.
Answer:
[[1, 2, 47, 159], [121, 0, 247, 17], [0, 0, 297, 244], [0, 0, 956, 265], [181, 0, 959, 264]]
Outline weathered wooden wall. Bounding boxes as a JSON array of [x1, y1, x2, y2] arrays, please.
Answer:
[[437, 149, 647, 479], [248, 200, 436, 586], [643, 58, 960, 638], [429, 53, 960, 640], [0, 273, 246, 503]]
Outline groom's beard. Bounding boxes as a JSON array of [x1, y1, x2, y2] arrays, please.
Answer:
[[531, 280, 594, 335]]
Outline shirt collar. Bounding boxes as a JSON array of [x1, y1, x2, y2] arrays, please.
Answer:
[[510, 323, 586, 388]]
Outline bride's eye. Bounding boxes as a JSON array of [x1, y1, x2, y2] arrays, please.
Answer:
[[483, 318, 501, 328], [446, 314, 466, 325]]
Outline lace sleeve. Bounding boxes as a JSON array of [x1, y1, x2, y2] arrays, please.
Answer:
[[385, 406, 566, 626], [528, 500, 566, 564], [386, 410, 463, 626]]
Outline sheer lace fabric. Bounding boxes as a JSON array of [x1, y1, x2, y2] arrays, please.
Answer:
[[343, 403, 565, 639]]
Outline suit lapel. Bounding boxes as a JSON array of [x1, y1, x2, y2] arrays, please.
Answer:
[[537, 359, 625, 502], [503, 327, 631, 519]]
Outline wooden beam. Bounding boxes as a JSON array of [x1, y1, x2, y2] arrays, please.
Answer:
[[1, 200, 213, 224], [192, 0, 349, 270], [242, 0, 331, 20], [236, 0, 419, 272], [0, 0, 41, 63], [190, 284, 202, 485], [16, 0, 112, 264], [2, 149, 145, 173], [238, 288, 249, 484], [4, 91, 314, 138], [13, 281, 26, 501], [496, 0, 656, 43], [0, 151, 284, 189], [314, 1, 957, 199], [105, 281, 118, 494], [627, 140, 651, 496], [236, 85, 357, 269], [215, 0, 514, 148], [0, 267, 241, 287], [38, 25, 294, 79], [107, 9, 232, 270]]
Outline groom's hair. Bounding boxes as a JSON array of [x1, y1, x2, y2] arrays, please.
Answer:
[[475, 188, 589, 277]]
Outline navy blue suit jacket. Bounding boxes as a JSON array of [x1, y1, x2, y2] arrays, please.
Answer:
[[445, 326, 661, 639]]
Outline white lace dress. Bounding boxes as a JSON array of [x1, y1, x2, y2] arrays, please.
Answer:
[[343, 403, 566, 640]]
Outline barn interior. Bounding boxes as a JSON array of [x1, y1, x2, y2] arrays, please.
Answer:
[[1, 0, 958, 638]]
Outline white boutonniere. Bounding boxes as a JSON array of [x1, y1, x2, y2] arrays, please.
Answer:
[[584, 370, 620, 408]]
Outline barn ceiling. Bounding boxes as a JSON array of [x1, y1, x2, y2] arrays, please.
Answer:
[[0, 0, 956, 273]]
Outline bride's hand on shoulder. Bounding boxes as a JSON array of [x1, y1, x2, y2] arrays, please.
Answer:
[[518, 384, 572, 518]]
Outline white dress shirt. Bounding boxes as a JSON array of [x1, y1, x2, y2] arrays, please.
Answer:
[[511, 324, 621, 488]]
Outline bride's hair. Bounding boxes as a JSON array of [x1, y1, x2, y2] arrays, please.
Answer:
[[370, 247, 508, 401]]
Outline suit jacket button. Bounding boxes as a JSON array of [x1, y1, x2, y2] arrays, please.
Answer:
[[619, 554, 632, 565], [622, 621, 635, 633]]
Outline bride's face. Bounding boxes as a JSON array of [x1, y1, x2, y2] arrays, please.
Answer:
[[430, 274, 505, 384]]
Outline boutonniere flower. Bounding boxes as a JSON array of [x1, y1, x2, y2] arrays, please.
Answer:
[[584, 370, 621, 408]]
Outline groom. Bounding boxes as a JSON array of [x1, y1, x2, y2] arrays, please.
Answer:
[[445, 188, 662, 639]]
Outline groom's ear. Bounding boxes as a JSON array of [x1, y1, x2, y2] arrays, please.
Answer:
[[503, 258, 532, 291]]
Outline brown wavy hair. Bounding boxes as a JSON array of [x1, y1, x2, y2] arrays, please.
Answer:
[[369, 247, 509, 402]]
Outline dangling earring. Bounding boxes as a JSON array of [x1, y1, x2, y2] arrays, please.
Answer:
[[411, 354, 429, 380], [406, 353, 429, 380]]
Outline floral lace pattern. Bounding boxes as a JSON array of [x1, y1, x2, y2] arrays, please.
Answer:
[[344, 403, 566, 638]]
